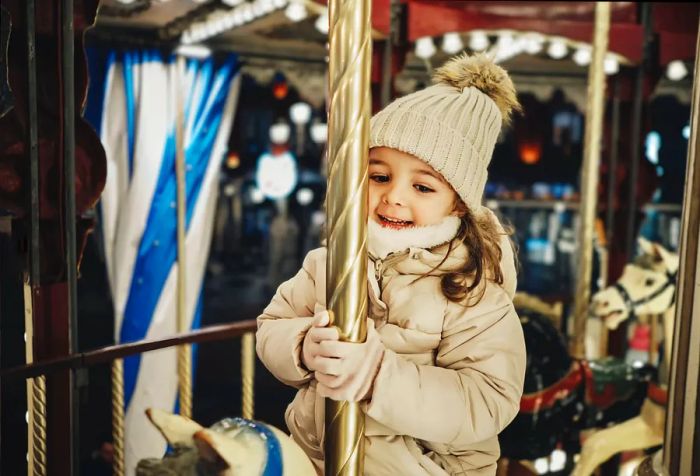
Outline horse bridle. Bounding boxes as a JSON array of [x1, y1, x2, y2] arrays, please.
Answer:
[[612, 270, 677, 320]]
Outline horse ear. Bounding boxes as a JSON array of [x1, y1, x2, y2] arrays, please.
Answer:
[[145, 408, 203, 447], [649, 241, 679, 272], [637, 236, 654, 256]]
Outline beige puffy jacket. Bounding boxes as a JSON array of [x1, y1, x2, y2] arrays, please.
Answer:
[[256, 224, 525, 475]]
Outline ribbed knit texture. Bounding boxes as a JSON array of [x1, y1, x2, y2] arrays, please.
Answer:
[[370, 83, 502, 210]]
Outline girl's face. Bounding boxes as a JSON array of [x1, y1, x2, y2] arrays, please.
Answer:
[[368, 147, 459, 229]]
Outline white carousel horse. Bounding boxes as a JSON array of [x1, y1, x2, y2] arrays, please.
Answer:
[[571, 238, 678, 476], [136, 408, 316, 476]]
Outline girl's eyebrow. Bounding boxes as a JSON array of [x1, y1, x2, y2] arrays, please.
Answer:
[[414, 168, 444, 182], [369, 159, 387, 166]]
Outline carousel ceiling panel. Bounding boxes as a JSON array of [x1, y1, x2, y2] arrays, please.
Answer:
[[93, 0, 328, 56], [96, 0, 205, 28]]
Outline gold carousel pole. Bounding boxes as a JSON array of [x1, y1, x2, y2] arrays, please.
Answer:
[[241, 332, 255, 420], [111, 359, 125, 476], [325, 0, 372, 474], [571, 2, 610, 359], [175, 55, 193, 418]]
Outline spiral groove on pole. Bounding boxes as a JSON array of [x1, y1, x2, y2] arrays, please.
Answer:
[[23, 280, 47, 476], [177, 347, 193, 418], [571, 2, 610, 359], [29, 375, 48, 476], [110, 359, 126, 476], [324, 0, 372, 474], [241, 332, 255, 419]]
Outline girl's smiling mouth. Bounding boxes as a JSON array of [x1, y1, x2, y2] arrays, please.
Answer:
[[377, 214, 414, 229]]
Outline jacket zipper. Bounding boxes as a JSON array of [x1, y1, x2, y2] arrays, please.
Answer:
[[372, 251, 409, 288]]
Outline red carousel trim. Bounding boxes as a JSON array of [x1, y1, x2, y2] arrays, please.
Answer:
[[647, 381, 668, 407], [520, 361, 583, 413]]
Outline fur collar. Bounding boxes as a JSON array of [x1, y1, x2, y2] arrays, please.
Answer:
[[367, 216, 462, 260]]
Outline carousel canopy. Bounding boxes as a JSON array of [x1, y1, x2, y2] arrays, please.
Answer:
[[95, 1, 698, 65], [92, 1, 698, 108]]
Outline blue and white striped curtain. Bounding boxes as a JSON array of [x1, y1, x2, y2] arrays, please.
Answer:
[[86, 49, 241, 472]]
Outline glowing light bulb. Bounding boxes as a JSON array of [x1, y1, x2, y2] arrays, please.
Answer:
[[256, 152, 298, 200], [285, 1, 307, 22], [547, 37, 568, 59], [469, 30, 489, 52], [522, 32, 544, 55], [534, 457, 549, 474], [250, 187, 265, 204], [550, 449, 567, 472], [667, 60, 688, 81], [415, 37, 437, 59], [441, 32, 464, 55], [290, 102, 312, 125], [573, 46, 592, 66], [270, 123, 291, 144], [296, 188, 314, 205], [604, 55, 619, 75], [315, 10, 329, 34], [310, 122, 328, 144]]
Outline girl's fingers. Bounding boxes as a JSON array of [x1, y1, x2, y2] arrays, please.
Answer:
[[312, 310, 330, 327], [309, 327, 339, 343], [314, 371, 345, 389], [313, 356, 344, 376], [317, 340, 354, 358]]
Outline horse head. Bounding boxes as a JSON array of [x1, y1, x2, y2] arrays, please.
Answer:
[[136, 408, 315, 476], [591, 238, 678, 330]]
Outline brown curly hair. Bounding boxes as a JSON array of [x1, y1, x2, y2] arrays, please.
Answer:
[[417, 200, 514, 307]]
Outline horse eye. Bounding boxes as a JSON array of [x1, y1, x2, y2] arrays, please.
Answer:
[[645, 278, 655, 287]]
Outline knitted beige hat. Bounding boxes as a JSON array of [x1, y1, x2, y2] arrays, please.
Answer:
[[370, 53, 521, 210]]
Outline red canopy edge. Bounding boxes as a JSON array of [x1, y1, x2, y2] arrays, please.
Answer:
[[406, 1, 644, 63]]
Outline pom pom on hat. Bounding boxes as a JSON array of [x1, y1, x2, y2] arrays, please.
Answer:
[[433, 53, 522, 125]]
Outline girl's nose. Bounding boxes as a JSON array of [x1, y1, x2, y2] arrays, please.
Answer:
[[383, 184, 405, 206]]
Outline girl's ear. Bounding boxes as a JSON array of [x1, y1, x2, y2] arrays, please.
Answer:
[[451, 198, 468, 217]]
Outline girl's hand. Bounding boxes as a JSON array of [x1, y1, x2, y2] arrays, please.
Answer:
[[315, 319, 385, 402], [301, 309, 340, 372]]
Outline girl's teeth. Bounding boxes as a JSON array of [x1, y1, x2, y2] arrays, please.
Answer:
[[381, 215, 410, 224]]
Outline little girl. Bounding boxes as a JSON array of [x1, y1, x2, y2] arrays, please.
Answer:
[[256, 54, 526, 475]]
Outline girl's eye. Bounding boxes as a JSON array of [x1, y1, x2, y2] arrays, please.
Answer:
[[370, 174, 389, 183], [414, 184, 434, 193]]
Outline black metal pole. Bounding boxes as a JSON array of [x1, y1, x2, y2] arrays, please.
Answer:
[[380, 0, 400, 108], [625, 3, 652, 258], [379, 39, 392, 107], [26, 2, 41, 472], [606, 76, 621, 248], [27, 0, 40, 287], [61, 0, 79, 473]]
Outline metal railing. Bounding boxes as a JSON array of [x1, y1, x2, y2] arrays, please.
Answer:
[[1, 319, 259, 475]]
